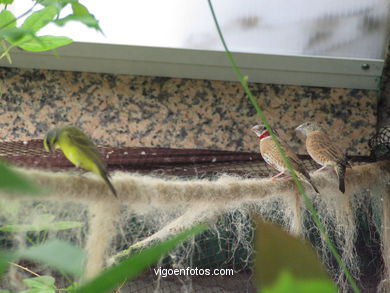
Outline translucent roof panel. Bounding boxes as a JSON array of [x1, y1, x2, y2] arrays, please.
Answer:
[[9, 0, 390, 59], [183, 0, 390, 59]]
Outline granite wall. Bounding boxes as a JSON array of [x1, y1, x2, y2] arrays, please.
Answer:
[[379, 49, 390, 129], [0, 67, 379, 155]]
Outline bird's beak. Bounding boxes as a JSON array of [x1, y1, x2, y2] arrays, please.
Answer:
[[251, 126, 259, 134]]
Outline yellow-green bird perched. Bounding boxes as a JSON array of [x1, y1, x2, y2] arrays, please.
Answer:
[[43, 125, 117, 197]]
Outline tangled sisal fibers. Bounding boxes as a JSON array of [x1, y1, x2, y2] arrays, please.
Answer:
[[0, 161, 388, 291]]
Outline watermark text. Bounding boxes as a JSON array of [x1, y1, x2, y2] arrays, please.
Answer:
[[154, 267, 234, 278]]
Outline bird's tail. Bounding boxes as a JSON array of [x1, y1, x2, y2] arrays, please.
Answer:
[[101, 171, 118, 198], [335, 163, 347, 193]]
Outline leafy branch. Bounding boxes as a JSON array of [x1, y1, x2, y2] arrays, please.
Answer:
[[0, 1, 39, 31], [0, 0, 102, 61]]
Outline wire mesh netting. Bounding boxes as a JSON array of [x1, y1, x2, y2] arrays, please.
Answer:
[[369, 127, 390, 161], [0, 139, 388, 292]]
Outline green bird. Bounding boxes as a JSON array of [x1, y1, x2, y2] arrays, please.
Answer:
[[43, 125, 117, 197]]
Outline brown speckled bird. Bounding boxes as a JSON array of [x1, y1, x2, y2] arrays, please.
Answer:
[[251, 124, 319, 193], [295, 122, 351, 193]]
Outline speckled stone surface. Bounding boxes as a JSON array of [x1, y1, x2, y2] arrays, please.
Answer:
[[0, 67, 378, 155], [379, 51, 390, 129]]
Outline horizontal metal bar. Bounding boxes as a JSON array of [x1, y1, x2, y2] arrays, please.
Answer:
[[0, 42, 383, 89]]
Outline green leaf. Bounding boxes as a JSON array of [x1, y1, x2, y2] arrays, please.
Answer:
[[54, 15, 101, 32], [254, 219, 335, 289], [70, 2, 101, 31], [0, 28, 33, 44], [22, 276, 56, 293], [75, 224, 207, 293], [47, 220, 83, 230], [52, 1, 101, 32], [0, 221, 82, 232], [39, 0, 74, 9], [262, 270, 337, 293], [0, 250, 14, 275], [0, 10, 16, 30], [18, 240, 85, 277], [17, 35, 72, 51], [0, 161, 40, 194], [21, 6, 58, 33], [71, 2, 89, 16], [66, 282, 79, 293], [0, 0, 13, 4]]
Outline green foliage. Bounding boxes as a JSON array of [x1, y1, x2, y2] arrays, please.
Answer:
[[0, 162, 40, 194], [262, 271, 337, 293], [75, 224, 207, 293], [0, 10, 16, 29], [0, 28, 32, 44], [54, 2, 101, 32], [54, 15, 100, 31], [0, 213, 82, 232], [71, 2, 88, 15], [0, 240, 85, 278], [0, 0, 102, 59], [17, 35, 72, 51], [65, 282, 79, 293], [18, 240, 85, 277], [0, 250, 14, 275], [0, 0, 13, 4], [254, 219, 337, 292], [39, 0, 80, 9], [21, 6, 58, 34], [0, 224, 206, 291], [21, 276, 56, 293]]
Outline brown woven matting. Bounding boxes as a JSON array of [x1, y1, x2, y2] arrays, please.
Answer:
[[0, 139, 373, 178]]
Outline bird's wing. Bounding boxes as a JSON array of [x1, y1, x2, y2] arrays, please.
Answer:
[[309, 132, 346, 163], [63, 126, 108, 171], [271, 132, 318, 193], [279, 136, 311, 180], [262, 152, 280, 171]]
